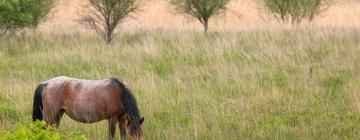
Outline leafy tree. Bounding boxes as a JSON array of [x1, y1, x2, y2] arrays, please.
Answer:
[[78, 0, 140, 44], [170, 0, 231, 33], [0, 0, 55, 35], [263, 0, 328, 24]]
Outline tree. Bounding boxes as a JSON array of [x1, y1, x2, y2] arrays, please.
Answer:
[[263, 0, 328, 24], [78, 0, 139, 44], [0, 0, 55, 35], [170, 0, 231, 33]]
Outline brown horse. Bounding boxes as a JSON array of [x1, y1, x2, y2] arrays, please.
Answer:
[[32, 76, 144, 140]]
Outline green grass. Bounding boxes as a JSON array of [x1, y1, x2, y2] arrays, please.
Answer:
[[0, 28, 360, 139]]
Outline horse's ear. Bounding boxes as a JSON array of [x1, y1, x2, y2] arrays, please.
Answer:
[[139, 117, 144, 125]]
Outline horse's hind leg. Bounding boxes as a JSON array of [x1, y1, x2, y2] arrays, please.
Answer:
[[108, 117, 117, 140]]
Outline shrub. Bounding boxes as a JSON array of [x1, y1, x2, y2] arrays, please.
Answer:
[[170, 0, 231, 33], [0, 0, 55, 35], [263, 0, 328, 24], [0, 121, 87, 140]]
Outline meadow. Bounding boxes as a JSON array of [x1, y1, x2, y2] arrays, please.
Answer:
[[0, 27, 359, 139]]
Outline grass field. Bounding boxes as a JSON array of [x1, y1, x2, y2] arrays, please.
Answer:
[[0, 28, 360, 139]]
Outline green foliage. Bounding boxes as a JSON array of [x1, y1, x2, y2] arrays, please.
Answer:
[[0, 121, 87, 140], [170, 0, 231, 33], [0, 0, 54, 35], [263, 0, 327, 24]]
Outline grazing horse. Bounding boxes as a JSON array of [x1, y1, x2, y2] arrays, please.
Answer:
[[32, 76, 144, 140]]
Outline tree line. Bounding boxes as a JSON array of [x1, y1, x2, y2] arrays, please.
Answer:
[[0, 0, 329, 43]]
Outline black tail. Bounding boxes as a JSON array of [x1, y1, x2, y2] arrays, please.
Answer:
[[110, 78, 141, 123], [32, 83, 47, 122]]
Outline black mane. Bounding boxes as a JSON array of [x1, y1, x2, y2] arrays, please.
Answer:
[[110, 78, 141, 126]]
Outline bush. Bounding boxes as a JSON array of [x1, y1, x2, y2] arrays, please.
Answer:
[[0, 0, 55, 35], [263, 0, 328, 24], [0, 121, 87, 140], [170, 0, 231, 33]]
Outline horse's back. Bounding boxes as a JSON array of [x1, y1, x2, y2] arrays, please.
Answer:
[[45, 76, 114, 93]]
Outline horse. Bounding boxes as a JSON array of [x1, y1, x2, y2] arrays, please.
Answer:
[[32, 76, 144, 140]]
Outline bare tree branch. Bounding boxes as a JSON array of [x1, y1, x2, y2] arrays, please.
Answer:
[[78, 0, 140, 44]]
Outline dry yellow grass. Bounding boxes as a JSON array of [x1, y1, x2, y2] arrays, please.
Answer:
[[39, 0, 360, 33]]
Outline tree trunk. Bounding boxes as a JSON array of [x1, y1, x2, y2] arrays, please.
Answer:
[[106, 34, 112, 44], [203, 19, 209, 34], [106, 28, 113, 44]]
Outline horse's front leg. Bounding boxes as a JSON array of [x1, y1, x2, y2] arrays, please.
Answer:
[[108, 118, 117, 140], [43, 104, 63, 128], [118, 116, 127, 140]]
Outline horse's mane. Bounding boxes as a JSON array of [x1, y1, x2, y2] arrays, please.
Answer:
[[110, 78, 141, 126]]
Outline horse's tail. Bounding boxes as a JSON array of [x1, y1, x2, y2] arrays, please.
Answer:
[[32, 82, 47, 122], [110, 78, 141, 123]]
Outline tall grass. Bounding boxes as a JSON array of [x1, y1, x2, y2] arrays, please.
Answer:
[[0, 28, 360, 139]]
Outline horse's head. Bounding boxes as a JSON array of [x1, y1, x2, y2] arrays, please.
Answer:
[[128, 117, 144, 139]]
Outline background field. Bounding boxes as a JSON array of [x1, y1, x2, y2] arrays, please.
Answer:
[[40, 0, 360, 33], [1, 0, 360, 140]]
